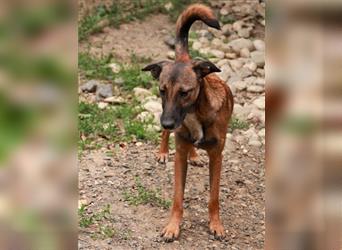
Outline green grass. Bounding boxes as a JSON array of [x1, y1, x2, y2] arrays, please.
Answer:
[[78, 52, 113, 80], [219, 14, 236, 25], [123, 177, 171, 209], [229, 117, 249, 131], [79, 204, 116, 239], [78, 52, 156, 90], [79, 102, 159, 151], [79, 0, 208, 41]]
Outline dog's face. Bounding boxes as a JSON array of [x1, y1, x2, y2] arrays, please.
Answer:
[[143, 60, 220, 130]]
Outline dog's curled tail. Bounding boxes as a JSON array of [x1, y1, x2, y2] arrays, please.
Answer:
[[175, 4, 220, 62]]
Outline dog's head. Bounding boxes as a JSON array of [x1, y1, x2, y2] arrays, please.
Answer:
[[142, 60, 220, 130]]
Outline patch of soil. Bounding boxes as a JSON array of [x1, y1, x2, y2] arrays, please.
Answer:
[[78, 138, 265, 249], [80, 14, 173, 63]]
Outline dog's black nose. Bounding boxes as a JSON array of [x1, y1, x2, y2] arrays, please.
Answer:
[[161, 118, 175, 130]]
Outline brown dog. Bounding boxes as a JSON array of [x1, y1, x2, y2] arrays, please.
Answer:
[[142, 4, 234, 241]]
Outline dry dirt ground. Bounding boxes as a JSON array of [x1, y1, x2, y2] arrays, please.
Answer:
[[79, 4, 265, 250]]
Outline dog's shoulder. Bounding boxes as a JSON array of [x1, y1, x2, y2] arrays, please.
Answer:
[[203, 74, 229, 112]]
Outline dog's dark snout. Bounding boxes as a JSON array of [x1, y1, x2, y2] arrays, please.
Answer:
[[161, 117, 175, 130]]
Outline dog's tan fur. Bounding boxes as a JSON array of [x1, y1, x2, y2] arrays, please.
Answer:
[[143, 4, 234, 242]]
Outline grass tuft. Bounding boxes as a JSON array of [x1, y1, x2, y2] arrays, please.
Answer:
[[229, 117, 249, 131], [123, 177, 171, 209]]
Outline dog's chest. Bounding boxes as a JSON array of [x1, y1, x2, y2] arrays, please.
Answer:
[[177, 124, 218, 148]]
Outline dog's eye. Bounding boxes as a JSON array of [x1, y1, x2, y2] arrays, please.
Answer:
[[159, 89, 166, 96], [179, 91, 189, 97]]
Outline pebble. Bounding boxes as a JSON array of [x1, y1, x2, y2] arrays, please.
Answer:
[[210, 49, 225, 59], [133, 87, 152, 102], [167, 51, 175, 59], [108, 63, 121, 73], [96, 84, 113, 100], [247, 85, 264, 93], [81, 80, 98, 93], [250, 51, 265, 67], [228, 38, 254, 53], [104, 96, 125, 104], [221, 24, 232, 36], [164, 35, 175, 49], [113, 78, 124, 86], [238, 28, 251, 38], [253, 96, 265, 110], [253, 39, 265, 51], [243, 61, 257, 72], [225, 52, 237, 59], [217, 64, 232, 82], [240, 48, 250, 58], [232, 80, 247, 91], [143, 100, 162, 114], [98, 102, 108, 109], [192, 41, 202, 50]]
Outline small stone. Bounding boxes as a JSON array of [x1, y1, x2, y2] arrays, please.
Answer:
[[253, 39, 265, 51], [217, 59, 229, 67], [240, 48, 250, 58], [232, 20, 244, 32], [249, 140, 262, 147], [250, 51, 265, 67], [192, 41, 202, 50], [228, 38, 253, 53], [255, 78, 265, 86], [253, 96, 265, 110], [238, 67, 252, 78], [211, 38, 223, 50], [222, 24, 232, 36], [232, 80, 247, 91], [133, 87, 152, 102], [199, 37, 209, 46], [98, 102, 108, 109], [81, 80, 98, 93], [229, 59, 243, 71], [167, 51, 175, 59], [143, 100, 162, 114], [96, 84, 113, 100], [104, 96, 125, 104], [258, 128, 265, 138], [210, 49, 225, 59], [114, 77, 124, 85], [225, 52, 237, 59], [108, 63, 121, 73], [247, 85, 264, 93], [243, 61, 257, 72], [238, 28, 251, 38], [164, 2, 173, 11], [164, 35, 175, 49], [220, 8, 229, 16], [217, 64, 232, 82]]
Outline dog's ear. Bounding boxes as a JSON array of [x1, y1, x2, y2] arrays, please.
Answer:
[[142, 61, 168, 80], [192, 60, 221, 78]]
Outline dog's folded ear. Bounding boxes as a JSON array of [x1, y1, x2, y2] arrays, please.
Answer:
[[192, 60, 221, 78], [142, 61, 168, 80]]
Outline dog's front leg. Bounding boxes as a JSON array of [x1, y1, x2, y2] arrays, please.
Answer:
[[161, 139, 190, 242], [208, 149, 225, 239]]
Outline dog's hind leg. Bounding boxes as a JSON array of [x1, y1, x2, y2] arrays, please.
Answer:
[[188, 145, 201, 166], [157, 129, 170, 163]]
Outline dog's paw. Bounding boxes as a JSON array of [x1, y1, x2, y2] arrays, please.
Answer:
[[157, 152, 168, 164], [209, 220, 225, 240], [160, 222, 180, 242]]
